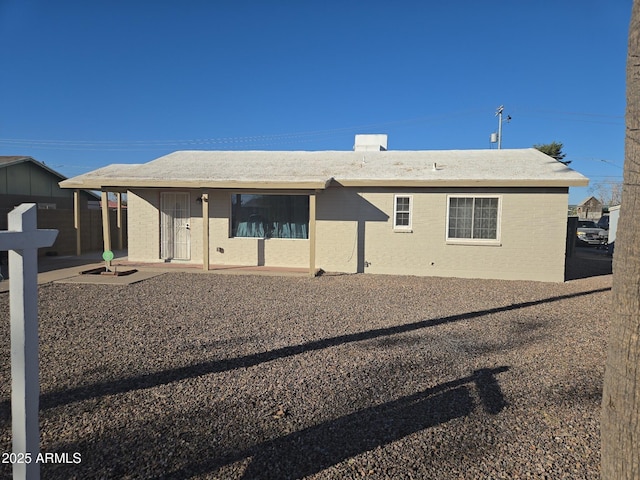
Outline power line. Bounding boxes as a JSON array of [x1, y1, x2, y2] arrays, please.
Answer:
[[0, 111, 485, 151], [20, 106, 597, 152], [513, 107, 624, 126], [516, 107, 623, 119], [598, 158, 624, 169], [0, 106, 624, 152], [572, 157, 624, 169]]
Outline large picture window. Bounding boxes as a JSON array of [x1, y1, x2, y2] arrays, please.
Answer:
[[231, 194, 309, 239], [447, 196, 500, 240]]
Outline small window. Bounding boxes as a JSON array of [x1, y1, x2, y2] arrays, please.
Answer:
[[394, 195, 412, 230], [447, 196, 500, 241]]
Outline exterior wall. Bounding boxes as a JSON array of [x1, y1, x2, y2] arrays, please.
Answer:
[[0, 161, 106, 256], [208, 190, 309, 268], [127, 189, 162, 262], [127, 186, 569, 281], [1, 162, 71, 198], [315, 188, 366, 273], [128, 188, 205, 263], [0, 162, 95, 210], [315, 186, 569, 282], [128, 188, 309, 267]]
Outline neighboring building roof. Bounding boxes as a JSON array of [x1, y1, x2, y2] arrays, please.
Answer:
[[59, 148, 589, 190], [0, 156, 31, 165], [0, 155, 101, 199], [577, 196, 602, 206], [0, 155, 68, 180]]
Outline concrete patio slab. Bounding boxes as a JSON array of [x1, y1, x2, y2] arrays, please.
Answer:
[[0, 250, 318, 293], [53, 269, 166, 286]]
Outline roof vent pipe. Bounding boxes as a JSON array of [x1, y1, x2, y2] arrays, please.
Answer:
[[432, 162, 437, 171]]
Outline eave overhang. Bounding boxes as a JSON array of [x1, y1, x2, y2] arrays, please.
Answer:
[[333, 178, 590, 188], [59, 177, 335, 191]]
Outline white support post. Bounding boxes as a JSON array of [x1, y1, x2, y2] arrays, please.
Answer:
[[73, 189, 81, 256], [0, 204, 58, 480], [309, 193, 317, 277], [116, 192, 123, 251], [201, 192, 209, 271], [101, 191, 112, 267]]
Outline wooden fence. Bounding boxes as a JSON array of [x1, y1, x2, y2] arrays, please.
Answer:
[[0, 208, 127, 256]]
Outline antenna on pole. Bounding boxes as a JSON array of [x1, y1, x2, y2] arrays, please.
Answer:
[[490, 105, 511, 149]]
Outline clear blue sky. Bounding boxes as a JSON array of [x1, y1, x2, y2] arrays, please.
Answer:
[[0, 1, 631, 204]]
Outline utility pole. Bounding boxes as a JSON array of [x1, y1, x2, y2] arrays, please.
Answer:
[[490, 106, 511, 149], [496, 105, 504, 149]]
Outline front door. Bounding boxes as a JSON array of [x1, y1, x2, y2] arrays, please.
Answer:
[[161, 192, 190, 260]]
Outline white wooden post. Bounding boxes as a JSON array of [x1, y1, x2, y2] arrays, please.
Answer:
[[0, 204, 57, 480], [100, 191, 112, 267]]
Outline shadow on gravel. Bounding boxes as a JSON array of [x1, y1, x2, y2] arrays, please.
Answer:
[[0, 287, 605, 418], [42, 367, 509, 479], [196, 367, 508, 480]]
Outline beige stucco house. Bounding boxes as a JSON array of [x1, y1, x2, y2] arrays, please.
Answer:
[[59, 138, 588, 282]]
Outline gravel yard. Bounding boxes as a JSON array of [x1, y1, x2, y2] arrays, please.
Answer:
[[0, 261, 611, 479]]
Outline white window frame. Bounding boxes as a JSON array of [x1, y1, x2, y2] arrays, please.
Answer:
[[393, 194, 413, 231], [446, 195, 502, 245]]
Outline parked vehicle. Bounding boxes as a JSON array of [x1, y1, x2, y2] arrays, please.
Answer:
[[597, 214, 610, 230], [577, 220, 608, 246]]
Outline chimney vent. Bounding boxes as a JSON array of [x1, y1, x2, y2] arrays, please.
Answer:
[[354, 134, 388, 151]]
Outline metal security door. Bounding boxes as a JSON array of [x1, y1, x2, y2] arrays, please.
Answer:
[[161, 192, 190, 260]]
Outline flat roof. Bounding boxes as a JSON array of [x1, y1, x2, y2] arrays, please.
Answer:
[[59, 148, 589, 190]]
